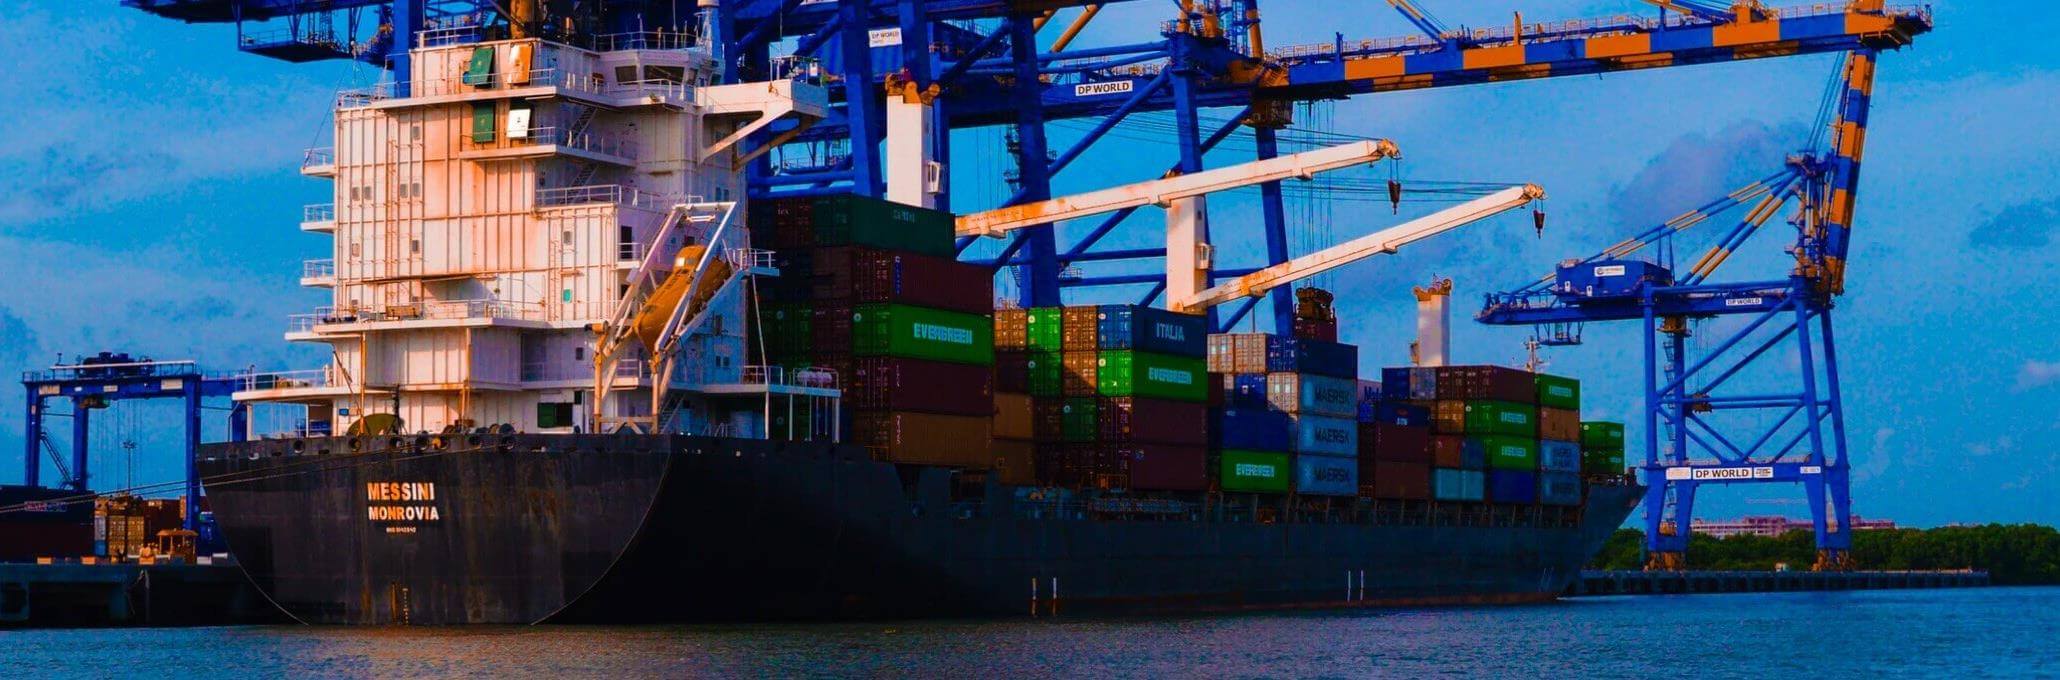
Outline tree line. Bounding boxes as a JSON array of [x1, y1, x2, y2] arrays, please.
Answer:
[[1589, 524, 2060, 584]]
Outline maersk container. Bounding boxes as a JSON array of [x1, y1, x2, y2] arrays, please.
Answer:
[[1096, 351, 1208, 402], [851, 304, 994, 365], [1359, 400, 1430, 427], [1539, 471, 1583, 506], [1265, 372, 1358, 418], [1433, 468, 1486, 502], [1463, 401, 1537, 436], [1096, 305, 1208, 357], [1211, 408, 1292, 452], [1025, 307, 1065, 352], [1223, 373, 1268, 409], [1479, 435, 1540, 471], [1290, 414, 1358, 457], [1218, 450, 1292, 493], [1534, 373, 1581, 410], [1582, 421, 1627, 450], [1264, 336, 1358, 378], [1539, 439, 1582, 473], [1295, 455, 1359, 497], [810, 194, 956, 257], [1487, 470, 1539, 504]]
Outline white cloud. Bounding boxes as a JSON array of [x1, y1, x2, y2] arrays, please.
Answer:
[[2016, 361, 2060, 391]]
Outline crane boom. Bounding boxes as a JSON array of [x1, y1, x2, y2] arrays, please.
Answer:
[[1175, 184, 1544, 312], [954, 140, 1401, 238]]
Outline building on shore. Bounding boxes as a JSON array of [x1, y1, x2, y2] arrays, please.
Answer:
[[1693, 515, 1897, 539]]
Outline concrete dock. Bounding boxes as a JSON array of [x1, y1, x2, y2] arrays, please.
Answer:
[[0, 562, 287, 627], [1568, 569, 1990, 596]]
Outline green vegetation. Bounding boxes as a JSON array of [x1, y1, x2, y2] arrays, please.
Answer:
[[1589, 524, 2060, 585]]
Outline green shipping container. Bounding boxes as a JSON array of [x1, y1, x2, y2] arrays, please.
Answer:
[[851, 304, 995, 365], [1061, 398, 1098, 442], [1025, 351, 1063, 397], [1025, 307, 1065, 352], [1096, 351, 1207, 402], [1464, 401, 1537, 436], [1478, 434, 1540, 471], [1535, 374, 1581, 410], [1217, 450, 1291, 493], [1582, 448, 1626, 474], [1581, 421, 1627, 450], [811, 195, 956, 257], [760, 304, 812, 355]]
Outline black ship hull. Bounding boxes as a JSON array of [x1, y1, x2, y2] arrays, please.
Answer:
[[200, 435, 1640, 625]]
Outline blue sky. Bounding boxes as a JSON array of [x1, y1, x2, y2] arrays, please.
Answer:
[[0, 2, 2053, 527]]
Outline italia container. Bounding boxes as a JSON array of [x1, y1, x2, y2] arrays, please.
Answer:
[[1432, 365, 1534, 403], [1367, 461, 1431, 500], [1095, 305, 1208, 356], [1537, 407, 1581, 442], [1222, 373, 1268, 409], [847, 249, 993, 313], [1295, 455, 1359, 497], [1479, 435, 1540, 471], [1290, 414, 1357, 456], [1583, 449, 1627, 474], [1487, 470, 1539, 504], [1359, 400, 1429, 427], [1538, 439, 1582, 473], [1265, 372, 1358, 418], [852, 304, 994, 365], [847, 357, 993, 416], [853, 411, 993, 467], [1581, 421, 1627, 450], [1218, 450, 1292, 493], [1362, 422, 1431, 464], [1432, 435, 1487, 470], [1534, 374, 1581, 410], [1096, 351, 1207, 401], [810, 194, 955, 257], [1264, 336, 1358, 378], [1124, 444, 1207, 491], [1206, 334, 1270, 373], [1433, 468, 1486, 502], [1211, 408, 1292, 452], [1539, 471, 1583, 506], [1025, 307, 1064, 352], [1099, 397, 1208, 447], [1464, 401, 1538, 436]]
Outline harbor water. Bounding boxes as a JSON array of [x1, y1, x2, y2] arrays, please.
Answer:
[[5, 587, 2055, 677]]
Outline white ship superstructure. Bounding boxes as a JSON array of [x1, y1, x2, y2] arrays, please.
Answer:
[[237, 25, 829, 437]]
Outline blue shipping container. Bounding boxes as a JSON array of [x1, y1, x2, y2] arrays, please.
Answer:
[[1488, 470, 1538, 504], [1212, 408, 1292, 452], [1096, 304, 1207, 357], [1555, 258, 1674, 299], [1408, 367, 1438, 400], [1290, 414, 1358, 456], [1295, 454, 1359, 496], [1539, 471, 1582, 506], [1433, 468, 1485, 502], [1359, 400, 1431, 427], [1458, 437, 1489, 470], [1264, 336, 1359, 379], [1224, 373, 1268, 409], [1266, 372, 1358, 418], [1539, 439, 1582, 472], [1380, 367, 1412, 400]]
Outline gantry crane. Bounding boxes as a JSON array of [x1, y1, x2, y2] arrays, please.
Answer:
[[1477, 50, 1888, 571]]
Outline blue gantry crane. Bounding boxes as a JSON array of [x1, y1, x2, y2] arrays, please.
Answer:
[[1476, 50, 1886, 570]]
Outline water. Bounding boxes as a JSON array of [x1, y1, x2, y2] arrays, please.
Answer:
[[7, 587, 2056, 678]]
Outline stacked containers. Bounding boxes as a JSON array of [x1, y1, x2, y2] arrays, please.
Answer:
[[1359, 399, 1436, 501], [1207, 334, 1363, 497], [1581, 421, 1628, 476], [1534, 373, 1582, 506], [1416, 365, 1542, 504], [997, 305, 1208, 489]]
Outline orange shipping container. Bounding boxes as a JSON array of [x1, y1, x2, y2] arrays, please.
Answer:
[[853, 411, 993, 467], [993, 392, 1034, 440], [1430, 400, 1468, 434], [1062, 351, 1099, 397], [1538, 406, 1581, 442], [995, 309, 1029, 349], [992, 439, 1037, 486]]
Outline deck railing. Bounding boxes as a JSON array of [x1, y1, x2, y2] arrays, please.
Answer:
[[535, 184, 680, 210], [303, 203, 336, 223], [301, 147, 335, 169]]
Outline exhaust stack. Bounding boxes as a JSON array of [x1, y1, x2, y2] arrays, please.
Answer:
[[1412, 278, 1452, 367]]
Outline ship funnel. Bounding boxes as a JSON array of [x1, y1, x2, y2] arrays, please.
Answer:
[[1412, 278, 1452, 367]]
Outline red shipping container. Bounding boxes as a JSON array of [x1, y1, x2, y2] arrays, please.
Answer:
[[1098, 397, 1208, 447], [811, 302, 853, 352], [1362, 422, 1432, 464], [812, 246, 856, 288], [1431, 365, 1536, 403], [1431, 435, 1468, 469], [848, 357, 993, 415], [1123, 444, 1208, 491], [1293, 318, 1338, 343], [995, 351, 1030, 394], [1367, 461, 1432, 500], [853, 249, 995, 314]]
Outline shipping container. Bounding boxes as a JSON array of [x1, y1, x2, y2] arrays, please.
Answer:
[[993, 392, 1034, 440], [1292, 317, 1338, 343], [995, 351, 1029, 394], [1534, 373, 1581, 410], [1025, 307, 1064, 352], [1124, 444, 1208, 491], [1479, 435, 1541, 471], [1096, 351, 1208, 402], [1357, 379, 1384, 405], [1024, 351, 1062, 397], [1061, 398, 1099, 443], [1539, 471, 1583, 506], [1431, 365, 1534, 403], [1216, 450, 1292, 493], [1265, 336, 1359, 378], [1211, 408, 1292, 452], [849, 249, 994, 313], [1264, 372, 1358, 418], [1295, 455, 1359, 496], [1583, 448, 1627, 475], [1223, 373, 1268, 409], [1433, 468, 1487, 502], [1062, 351, 1100, 397], [994, 309, 1029, 350], [852, 412, 993, 466], [992, 439, 1037, 486], [1098, 397, 1209, 447], [1432, 435, 1487, 470], [1537, 406, 1581, 442], [811, 194, 956, 257], [1096, 305, 1208, 357], [1408, 367, 1438, 400], [1290, 414, 1358, 457], [1359, 400, 1430, 427], [847, 357, 993, 415], [1206, 333, 1270, 374], [811, 302, 854, 352], [1380, 367, 1412, 400], [1464, 401, 1538, 436], [1539, 439, 1582, 473], [1362, 422, 1431, 464], [1488, 470, 1539, 504], [1061, 306, 1101, 350], [1367, 461, 1432, 500], [1033, 400, 1067, 442], [851, 304, 995, 365], [1581, 421, 1627, 450]]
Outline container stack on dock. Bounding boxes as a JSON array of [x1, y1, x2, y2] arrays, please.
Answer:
[[1207, 332, 1363, 497], [997, 305, 1210, 490]]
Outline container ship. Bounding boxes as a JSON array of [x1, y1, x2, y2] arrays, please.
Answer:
[[207, 17, 1639, 625]]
